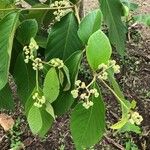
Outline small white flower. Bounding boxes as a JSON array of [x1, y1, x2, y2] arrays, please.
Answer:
[[129, 111, 143, 125], [32, 58, 43, 70], [50, 58, 64, 68], [98, 63, 108, 70], [94, 92, 99, 98], [53, 11, 58, 15], [50, 3, 55, 7], [82, 101, 93, 109], [82, 102, 90, 109], [109, 60, 116, 66], [98, 72, 108, 80], [25, 50, 29, 55], [24, 59, 29, 63], [80, 82, 86, 88], [29, 38, 39, 50], [54, 1, 59, 6], [88, 101, 94, 106], [113, 65, 120, 74], [71, 90, 78, 98], [75, 80, 81, 86], [80, 93, 86, 99], [129, 118, 134, 124], [30, 55, 34, 60], [40, 96, 46, 104]]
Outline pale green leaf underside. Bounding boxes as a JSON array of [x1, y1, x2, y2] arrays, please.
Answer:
[[43, 67, 60, 103], [27, 105, 43, 134]]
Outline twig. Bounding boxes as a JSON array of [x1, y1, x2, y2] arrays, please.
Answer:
[[104, 135, 125, 150], [0, 135, 6, 143], [0, 6, 74, 11]]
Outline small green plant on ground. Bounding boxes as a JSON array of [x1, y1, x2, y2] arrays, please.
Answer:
[[9, 119, 24, 150], [0, 0, 146, 149]]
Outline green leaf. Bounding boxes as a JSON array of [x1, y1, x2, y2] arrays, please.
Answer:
[[27, 4, 50, 25], [13, 53, 36, 105], [125, 140, 138, 150], [0, 84, 14, 110], [27, 105, 43, 134], [62, 65, 71, 91], [53, 51, 83, 115], [38, 109, 54, 137], [86, 30, 112, 71], [120, 122, 141, 134], [0, 0, 14, 8], [78, 9, 103, 44], [9, 39, 22, 74], [27, 95, 54, 137], [133, 14, 150, 26], [121, 0, 139, 11], [35, 35, 47, 48], [46, 12, 83, 61], [58, 69, 64, 86], [99, 0, 127, 57], [45, 102, 55, 119], [16, 19, 38, 45], [107, 69, 129, 117], [70, 83, 105, 149], [65, 51, 83, 85], [53, 92, 74, 115], [25, 88, 37, 115], [0, 0, 15, 19], [110, 117, 128, 129], [43, 67, 60, 103], [0, 12, 19, 90]]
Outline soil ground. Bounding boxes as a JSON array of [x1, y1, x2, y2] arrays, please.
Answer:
[[0, 0, 150, 150]]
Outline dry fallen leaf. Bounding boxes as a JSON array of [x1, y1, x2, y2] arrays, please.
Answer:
[[0, 113, 14, 131]]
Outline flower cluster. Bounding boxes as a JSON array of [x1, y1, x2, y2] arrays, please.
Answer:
[[32, 58, 44, 70], [23, 38, 39, 63], [32, 92, 46, 108], [50, 0, 72, 21], [97, 60, 120, 80], [23, 38, 44, 71], [49, 58, 64, 69], [71, 80, 99, 109], [129, 112, 143, 125]]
